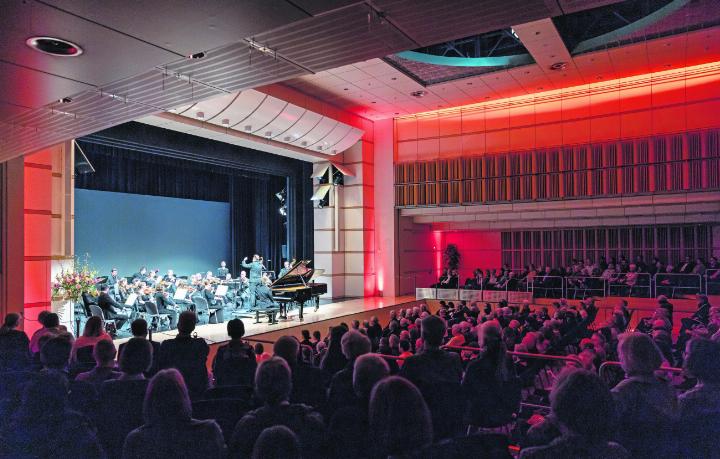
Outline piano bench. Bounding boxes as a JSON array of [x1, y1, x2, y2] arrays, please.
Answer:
[[254, 308, 280, 325]]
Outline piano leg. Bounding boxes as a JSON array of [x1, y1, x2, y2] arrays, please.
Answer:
[[254, 310, 261, 324], [298, 301, 303, 321], [314, 295, 320, 312]]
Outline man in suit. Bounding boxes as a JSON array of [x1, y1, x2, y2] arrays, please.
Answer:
[[242, 254, 266, 307], [152, 286, 179, 329], [273, 335, 330, 408], [157, 311, 209, 399], [216, 261, 229, 279], [107, 268, 120, 287], [132, 266, 148, 283], [97, 284, 130, 330]]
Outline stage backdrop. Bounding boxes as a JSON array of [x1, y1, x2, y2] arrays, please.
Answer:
[[75, 189, 230, 277]]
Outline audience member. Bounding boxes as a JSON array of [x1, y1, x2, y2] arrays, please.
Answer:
[[369, 376, 433, 458], [230, 357, 325, 459], [122, 369, 226, 458], [157, 311, 209, 399], [320, 325, 349, 375], [254, 342, 271, 363], [327, 329, 372, 414], [118, 318, 160, 376], [29, 311, 60, 355], [273, 335, 329, 408], [520, 369, 627, 458], [251, 425, 301, 459], [71, 315, 112, 365], [212, 318, 256, 387], [40, 333, 73, 377], [76, 339, 121, 388], [0, 312, 30, 371]]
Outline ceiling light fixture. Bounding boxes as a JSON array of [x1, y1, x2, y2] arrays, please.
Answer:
[[411, 90, 427, 98], [26, 36, 83, 57], [550, 62, 568, 71]]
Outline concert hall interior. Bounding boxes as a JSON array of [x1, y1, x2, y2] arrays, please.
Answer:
[[2, 1, 720, 458]]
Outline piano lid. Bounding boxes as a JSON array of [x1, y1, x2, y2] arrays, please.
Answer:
[[271, 260, 314, 288]]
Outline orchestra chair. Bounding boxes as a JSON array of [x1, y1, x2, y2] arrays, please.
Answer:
[[192, 296, 222, 325], [141, 301, 171, 331], [88, 305, 118, 336], [81, 292, 97, 317]]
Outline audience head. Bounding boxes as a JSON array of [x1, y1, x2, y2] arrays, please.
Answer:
[[42, 312, 60, 329], [82, 316, 104, 338], [1, 312, 21, 331], [251, 425, 301, 459], [130, 319, 148, 338], [340, 329, 371, 360], [227, 318, 246, 340], [19, 371, 69, 417], [369, 376, 433, 457], [273, 335, 300, 366], [550, 368, 616, 440], [144, 369, 191, 425], [254, 343, 265, 355], [618, 332, 663, 376], [40, 334, 73, 370], [301, 329, 311, 341], [684, 338, 720, 383], [177, 311, 197, 335], [420, 315, 446, 348], [120, 337, 153, 376], [255, 357, 292, 406], [353, 353, 390, 399], [93, 339, 117, 367]]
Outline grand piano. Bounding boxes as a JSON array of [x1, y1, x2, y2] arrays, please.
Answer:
[[271, 260, 327, 320]]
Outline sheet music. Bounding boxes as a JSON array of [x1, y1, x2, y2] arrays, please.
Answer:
[[214, 285, 228, 297], [124, 293, 138, 306], [173, 288, 188, 300]]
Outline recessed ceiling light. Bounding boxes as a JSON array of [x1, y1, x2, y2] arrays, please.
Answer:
[[391, 77, 397, 80], [410, 90, 427, 98], [58, 97, 72, 104], [26, 36, 83, 57], [188, 52, 206, 59], [467, 82, 473, 85], [343, 88, 349, 91], [550, 62, 567, 71]]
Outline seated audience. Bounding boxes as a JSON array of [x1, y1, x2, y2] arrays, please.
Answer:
[[212, 318, 256, 387], [462, 321, 521, 430], [118, 318, 160, 376], [677, 338, 720, 458], [400, 314, 463, 439], [229, 357, 325, 459], [0, 371, 104, 458], [369, 376, 433, 458], [29, 311, 61, 355], [520, 369, 627, 458], [251, 426, 301, 459], [122, 369, 226, 458], [611, 332, 677, 457], [71, 315, 112, 365], [157, 311, 209, 399], [76, 339, 121, 388], [273, 335, 329, 408], [320, 325, 349, 375], [0, 312, 30, 371], [254, 342, 271, 363], [40, 333, 74, 377], [326, 329, 372, 414]]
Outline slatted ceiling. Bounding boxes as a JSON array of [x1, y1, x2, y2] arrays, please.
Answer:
[[0, 61, 94, 110], [252, 102, 305, 137], [244, 97, 288, 133]]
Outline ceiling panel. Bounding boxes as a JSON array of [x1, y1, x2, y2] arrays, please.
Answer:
[[0, 61, 93, 109], [2, 0, 178, 86], [40, 0, 312, 56]]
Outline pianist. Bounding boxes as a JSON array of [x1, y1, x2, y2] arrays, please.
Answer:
[[255, 276, 279, 311], [278, 260, 292, 279]]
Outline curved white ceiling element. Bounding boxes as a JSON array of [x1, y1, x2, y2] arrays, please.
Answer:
[[170, 88, 363, 155]]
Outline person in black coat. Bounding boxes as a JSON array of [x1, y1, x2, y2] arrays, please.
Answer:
[[212, 319, 256, 387], [157, 312, 209, 399], [97, 285, 129, 330], [150, 286, 179, 329]]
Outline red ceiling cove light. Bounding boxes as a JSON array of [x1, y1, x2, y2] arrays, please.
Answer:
[[26, 36, 83, 57]]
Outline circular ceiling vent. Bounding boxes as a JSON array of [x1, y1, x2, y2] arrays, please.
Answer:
[[26, 37, 83, 57], [550, 62, 568, 71]]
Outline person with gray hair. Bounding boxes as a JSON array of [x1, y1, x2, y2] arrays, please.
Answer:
[[611, 332, 677, 458], [328, 354, 390, 459], [273, 335, 329, 408], [327, 330, 372, 415], [230, 357, 325, 459]]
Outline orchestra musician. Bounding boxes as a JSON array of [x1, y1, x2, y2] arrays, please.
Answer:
[[132, 266, 148, 283], [278, 260, 292, 279], [97, 284, 130, 330], [242, 254, 266, 309], [163, 269, 176, 283], [107, 268, 121, 297], [237, 271, 251, 310], [217, 261, 229, 279], [151, 285, 179, 329]]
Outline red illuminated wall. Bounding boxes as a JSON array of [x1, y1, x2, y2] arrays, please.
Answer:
[[24, 149, 56, 336], [395, 61, 720, 162]]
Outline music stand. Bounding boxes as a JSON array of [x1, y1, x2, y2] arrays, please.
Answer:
[[215, 285, 228, 297], [173, 288, 188, 301], [124, 293, 138, 306]]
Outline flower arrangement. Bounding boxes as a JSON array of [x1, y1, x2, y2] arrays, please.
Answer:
[[51, 257, 99, 302]]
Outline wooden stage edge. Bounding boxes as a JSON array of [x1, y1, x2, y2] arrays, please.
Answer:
[[114, 296, 419, 347]]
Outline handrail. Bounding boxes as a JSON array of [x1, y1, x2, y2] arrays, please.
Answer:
[[607, 272, 652, 298], [704, 269, 720, 294], [598, 360, 684, 382], [442, 344, 583, 366], [530, 276, 564, 298], [243, 337, 276, 345], [653, 273, 702, 297], [565, 275, 607, 297]]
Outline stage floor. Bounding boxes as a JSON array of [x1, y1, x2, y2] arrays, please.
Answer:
[[114, 295, 416, 345]]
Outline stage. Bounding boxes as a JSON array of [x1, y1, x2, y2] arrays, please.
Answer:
[[113, 295, 417, 346]]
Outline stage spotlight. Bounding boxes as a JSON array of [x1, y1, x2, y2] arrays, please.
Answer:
[[279, 205, 287, 217], [275, 188, 286, 203]]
